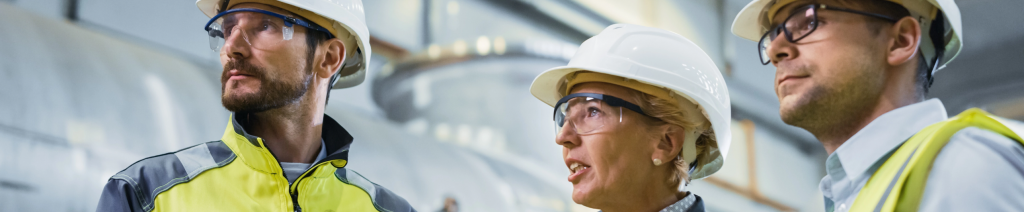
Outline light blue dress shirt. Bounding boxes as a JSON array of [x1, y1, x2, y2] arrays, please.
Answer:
[[819, 99, 1024, 212]]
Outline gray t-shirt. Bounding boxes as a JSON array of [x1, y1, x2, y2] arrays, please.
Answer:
[[280, 139, 328, 185]]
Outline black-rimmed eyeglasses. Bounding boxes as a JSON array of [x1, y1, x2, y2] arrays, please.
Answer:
[[758, 4, 899, 65]]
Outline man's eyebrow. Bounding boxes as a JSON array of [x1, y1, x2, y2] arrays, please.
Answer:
[[223, 14, 239, 23]]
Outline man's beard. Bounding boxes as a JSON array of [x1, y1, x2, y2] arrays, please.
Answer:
[[779, 64, 883, 137], [220, 60, 313, 113]]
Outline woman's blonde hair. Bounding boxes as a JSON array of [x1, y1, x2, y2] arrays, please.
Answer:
[[625, 88, 715, 189]]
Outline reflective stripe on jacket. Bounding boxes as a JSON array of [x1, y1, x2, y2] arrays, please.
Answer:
[[96, 114, 414, 212], [850, 108, 1024, 212]]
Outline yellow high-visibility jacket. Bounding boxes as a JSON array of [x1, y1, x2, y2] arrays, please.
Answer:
[[850, 108, 1024, 212], [96, 114, 414, 212]]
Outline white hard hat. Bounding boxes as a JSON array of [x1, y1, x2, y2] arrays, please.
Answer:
[[530, 24, 732, 180], [731, 0, 962, 72], [197, 0, 371, 89]]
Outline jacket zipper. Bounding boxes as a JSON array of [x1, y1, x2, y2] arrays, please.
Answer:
[[292, 192, 301, 212], [289, 160, 333, 212]]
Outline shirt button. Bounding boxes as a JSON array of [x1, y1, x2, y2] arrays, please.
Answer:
[[838, 204, 848, 212]]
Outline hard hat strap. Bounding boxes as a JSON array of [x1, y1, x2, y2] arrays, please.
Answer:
[[324, 67, 341, 107], [926, 9, 946, 88]]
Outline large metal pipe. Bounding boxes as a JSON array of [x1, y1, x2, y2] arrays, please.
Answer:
[[372, 38, 579, 176]]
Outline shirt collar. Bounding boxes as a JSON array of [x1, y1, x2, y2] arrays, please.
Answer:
[[659, 193, 700, 212], [597, 193, 703, 212], [829, 99, 947, 181]]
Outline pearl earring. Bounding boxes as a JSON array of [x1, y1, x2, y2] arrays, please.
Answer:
[[653, 158, 663, 166]]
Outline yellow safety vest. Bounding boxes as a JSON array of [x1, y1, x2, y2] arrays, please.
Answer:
[[850, 108, 1024, 212]]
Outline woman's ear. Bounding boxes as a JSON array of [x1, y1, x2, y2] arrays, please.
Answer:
[[315, 38, 346, 80], [652, 125, 685, 166]]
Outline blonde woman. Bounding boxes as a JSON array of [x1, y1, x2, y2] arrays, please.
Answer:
[[530, 24, 731, 212]]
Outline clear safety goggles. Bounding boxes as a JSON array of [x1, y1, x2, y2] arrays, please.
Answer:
[[553, 93, 650, 136], [204, 8, 334, 52]]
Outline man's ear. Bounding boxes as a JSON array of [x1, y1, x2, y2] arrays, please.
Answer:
[[316, 38, 346, 80], [652, 125, 685, 166], [887, 16, 922, 66]]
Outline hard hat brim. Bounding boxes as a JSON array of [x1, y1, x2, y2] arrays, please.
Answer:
[[731, 0, 772, 42]]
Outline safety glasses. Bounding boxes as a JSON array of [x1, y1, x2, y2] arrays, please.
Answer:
[[758, 4, 899, 65], [553, 93, 649, 136], [204, 8, 334, 52]]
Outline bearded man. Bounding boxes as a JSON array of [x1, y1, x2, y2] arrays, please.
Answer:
[[96, 1, 414, 211]]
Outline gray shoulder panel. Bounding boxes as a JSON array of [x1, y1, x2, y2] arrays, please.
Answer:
[[335, 168, 416, 212], [105, 141, 236, 212]]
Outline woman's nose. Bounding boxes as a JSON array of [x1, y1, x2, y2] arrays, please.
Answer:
[[555, 122, 581, 147]]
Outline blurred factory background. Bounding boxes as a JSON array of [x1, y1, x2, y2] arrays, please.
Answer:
[[0, 0, 1022, 211]]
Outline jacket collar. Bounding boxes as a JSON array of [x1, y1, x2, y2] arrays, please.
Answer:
[[221, 112, 353, 173]]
